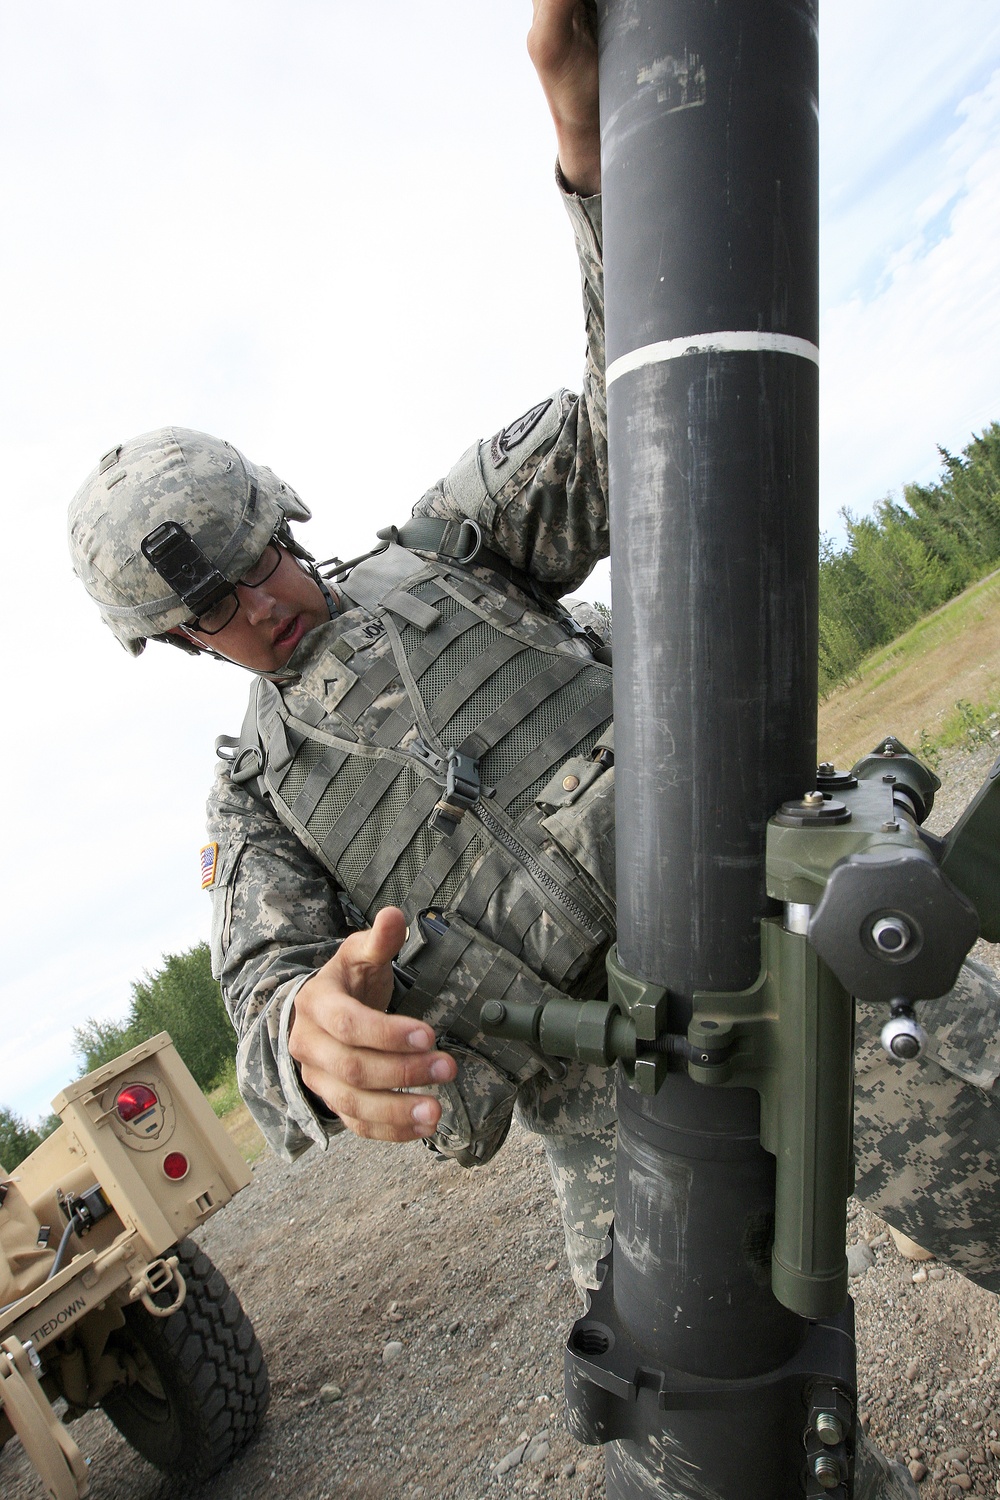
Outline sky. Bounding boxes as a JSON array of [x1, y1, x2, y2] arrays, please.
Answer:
[[2, 2, 1000, 1122]]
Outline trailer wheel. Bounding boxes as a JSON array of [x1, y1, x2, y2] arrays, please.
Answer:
[[101, 1237, 269, 1477]]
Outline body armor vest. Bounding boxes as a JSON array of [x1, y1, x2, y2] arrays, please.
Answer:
[[226, 538, 615, 1160]]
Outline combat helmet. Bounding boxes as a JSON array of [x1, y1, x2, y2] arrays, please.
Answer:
[[68, 427, 312, 655]]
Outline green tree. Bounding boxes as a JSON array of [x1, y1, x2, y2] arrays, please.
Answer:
[[72, 1015, 139, 1074], [0, 1106, 44, 1171], [129, 944, 235, 1090], [73, 943, 235, 1092], [818, 419, 1000, 692]]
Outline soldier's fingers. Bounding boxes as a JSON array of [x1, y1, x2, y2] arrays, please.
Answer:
[[310, 1036, 456, 1095], [322, 1088, 443, 1140], [294, 976, 438, 1055], [321, 991, 441, 1056], [335, 1107, 441, 1144]]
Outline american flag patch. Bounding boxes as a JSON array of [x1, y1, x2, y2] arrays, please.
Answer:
[[200, 843, 219, 889]]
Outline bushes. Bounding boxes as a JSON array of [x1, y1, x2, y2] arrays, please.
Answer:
[[73, 942, 236, 1092], [0, 1106, 46, 1171]]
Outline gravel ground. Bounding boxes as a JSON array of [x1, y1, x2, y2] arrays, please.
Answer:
[[3, 742, 999, 1500]]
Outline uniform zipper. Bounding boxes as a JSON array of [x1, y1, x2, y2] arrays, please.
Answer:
[[471, 800, 605, 941]]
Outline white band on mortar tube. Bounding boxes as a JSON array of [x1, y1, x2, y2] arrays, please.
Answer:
[[606, 331, 820, 387]]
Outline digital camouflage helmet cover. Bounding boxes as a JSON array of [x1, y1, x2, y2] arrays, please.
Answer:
[[68, 426, 311, 655]]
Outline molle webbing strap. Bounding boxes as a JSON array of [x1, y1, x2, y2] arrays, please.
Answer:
[[287, 747, 351, 826], [538, 931, 589, 985], [348, 778, 443, 911], [436, 570, 527, 628], [458, 656, 594, 761], [454, 846, 510, 926], [379, 588, 440, 631], [496, 891, 544, 955], [424, 635, 526, 735], [401, 817, 482, 914], [489, 692, 613, 811], [294, 697, 337, 730], [314, 760, 403, 871], [337, 656, 401, 723]]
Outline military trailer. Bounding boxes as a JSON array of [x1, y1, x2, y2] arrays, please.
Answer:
[[0, 1032, 268, 1499]]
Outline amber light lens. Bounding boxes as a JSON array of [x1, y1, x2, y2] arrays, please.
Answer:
[[115, 1083, 158, 1122], [162, 1152, 189, 1181]]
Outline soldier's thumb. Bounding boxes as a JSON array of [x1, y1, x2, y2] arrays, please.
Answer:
[[353, 906, 407, 971]]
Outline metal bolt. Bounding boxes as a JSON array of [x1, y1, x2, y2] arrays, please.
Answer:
[[815, 1411, 845, 1445], [817, 761, 835, 776], [882, 772, 896, 783], [562, 774, 581, 792], [480, 1000, 507, 1027], [803, 790, 825, 805], [882, 742, 896, 756], [880, 818, 900, 832], [813, 1453, 841, 1490], [871, 916, 911, 954]]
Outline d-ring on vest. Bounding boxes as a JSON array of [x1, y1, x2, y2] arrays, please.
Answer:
[[224, 534, 615, 1164]]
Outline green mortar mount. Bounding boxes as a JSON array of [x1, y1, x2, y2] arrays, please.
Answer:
[[481, 737, 1000, 1323]]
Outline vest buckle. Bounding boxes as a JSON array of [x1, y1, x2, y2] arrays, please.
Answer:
[[429, 748, 481, 837]]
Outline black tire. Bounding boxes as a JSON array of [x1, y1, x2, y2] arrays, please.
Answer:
[[100, 1237, 269, 1478]]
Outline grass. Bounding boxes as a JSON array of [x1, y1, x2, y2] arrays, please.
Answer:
[[206, 1057, 267, 1163], [817, 568, 1000, 768]]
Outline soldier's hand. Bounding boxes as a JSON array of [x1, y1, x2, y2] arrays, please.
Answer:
[[528, 0, 600, 196], [289, 906, 457, 1143]]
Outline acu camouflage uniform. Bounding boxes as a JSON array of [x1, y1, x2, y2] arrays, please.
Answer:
[[206, 184, 1000, 1313]]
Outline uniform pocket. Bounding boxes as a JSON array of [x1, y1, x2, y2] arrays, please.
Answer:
[[538, 761, 616, 915]]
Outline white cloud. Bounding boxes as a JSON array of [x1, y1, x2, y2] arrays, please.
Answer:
[[821, 66, 1000, 528]]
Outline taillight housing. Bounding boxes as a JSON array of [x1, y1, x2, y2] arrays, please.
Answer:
[[115, 1083, 159, 1122], [162, 1152, 190, 1181]]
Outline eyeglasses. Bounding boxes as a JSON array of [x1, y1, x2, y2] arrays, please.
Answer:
[[186, 542, 283, 634]]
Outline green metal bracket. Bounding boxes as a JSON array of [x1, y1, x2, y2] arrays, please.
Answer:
[[605, 945, 670, 1094], [690, 919, 853, 1318], [940, 754, 1000, 942]]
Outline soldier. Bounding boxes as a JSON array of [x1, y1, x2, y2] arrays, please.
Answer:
[[69, 0, 616, 1301], [67, 3, 997, 1495]]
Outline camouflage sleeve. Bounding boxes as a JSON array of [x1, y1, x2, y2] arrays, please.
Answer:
[[205, 765, 351, 1161], [411, 180, 608, 593]]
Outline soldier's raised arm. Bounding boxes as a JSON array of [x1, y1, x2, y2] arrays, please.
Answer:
[[412, 0, 607, 596], [528, 0, 600, 196]]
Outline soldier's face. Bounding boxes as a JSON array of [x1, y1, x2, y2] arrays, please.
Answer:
[[182, 546, 330, 672]]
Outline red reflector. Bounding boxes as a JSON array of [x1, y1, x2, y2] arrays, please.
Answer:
[[115, 1084, 159, 1122], [162, 1152, 189, 1181]]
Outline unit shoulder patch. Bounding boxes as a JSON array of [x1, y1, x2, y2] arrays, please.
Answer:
[[200, 842, 219, 889], [490, 399, 554, 469]]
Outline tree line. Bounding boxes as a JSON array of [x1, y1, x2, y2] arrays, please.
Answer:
[[1, 944, 236, 1170], [819, 422, 1000, 692]]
